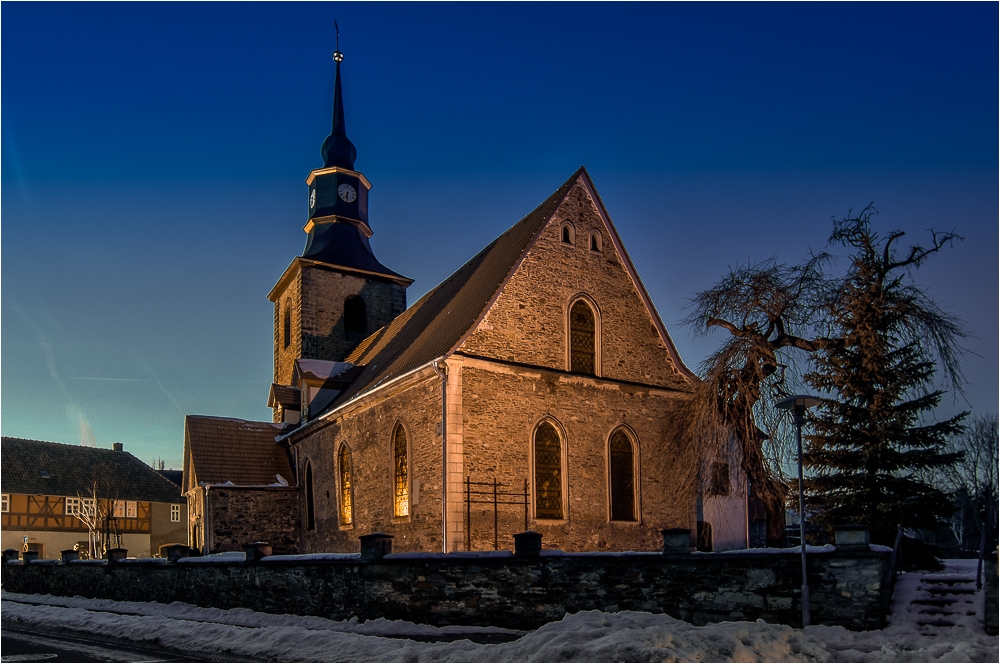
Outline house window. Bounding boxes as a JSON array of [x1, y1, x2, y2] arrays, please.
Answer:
[[339, 444, 353, 526], [609, 430, 636, 521], [561, 222, 575, 245], [283, 306, 291, 349], [534, 422, 563, 519], [82, 498, 96, 517], [125, 501, 137, 518], [590, 231, 602, 253], [569, 299, 596, 375], [1, 494, 8, 513], [114, 501, 125, 518], [170, 504, 181, 522], [393, 424, 409, 518], [344, 296, 367, 337], [65, 497, 80, 516], [305, 461, 316, 531]]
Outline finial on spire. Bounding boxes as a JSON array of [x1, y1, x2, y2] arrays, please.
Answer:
[[333, 20, 343, 62], [321, 20, 357, 170]]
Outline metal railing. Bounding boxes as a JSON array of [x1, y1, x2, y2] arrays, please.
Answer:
[[464, 477, 528, 551]]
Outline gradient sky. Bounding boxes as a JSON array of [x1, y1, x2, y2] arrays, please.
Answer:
[[2, 2, 997, 469]]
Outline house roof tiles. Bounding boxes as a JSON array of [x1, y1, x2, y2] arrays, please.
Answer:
[[184, 416, 294, 490], [1, 437, 183, 503]]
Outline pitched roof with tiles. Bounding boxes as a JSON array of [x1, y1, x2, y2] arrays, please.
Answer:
[[1, 437, 183, 503], [183, 416, 294, 491], [321, 168, 584, 412]]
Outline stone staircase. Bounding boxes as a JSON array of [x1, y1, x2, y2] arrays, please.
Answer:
[[907, 568, 979, 636]]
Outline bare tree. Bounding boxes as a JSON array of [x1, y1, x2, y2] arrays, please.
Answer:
[[937, 415, 999, 552], [73, 481, 121, 558]]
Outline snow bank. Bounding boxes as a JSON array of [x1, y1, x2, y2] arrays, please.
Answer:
[[2, 560, 996, 662]]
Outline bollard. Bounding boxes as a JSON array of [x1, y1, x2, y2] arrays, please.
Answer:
[[244, 542, 272, 563], [22, 551, 39, 563], [359, 533, 394, 561], [2, 549, 19, 564], [662, 528, 693, 555], [834, 524, 871, 552], [513, 530, 543, 557], [61, 549, 80, 564]]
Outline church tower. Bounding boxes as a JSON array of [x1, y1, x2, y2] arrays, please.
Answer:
[[268, 45, 411, 399]]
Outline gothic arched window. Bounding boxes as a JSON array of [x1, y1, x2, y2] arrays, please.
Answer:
[[561, 222, 575, 245], [534, 422, 563, 519], [393, 424, 409, 518], [609, 430, 636, 521], [590, 231, 603, 253], [283, 306, 291, 349], [570, 300, 596, 375], [345, 296, 367, 337], [304, 460, 315, 531], [338, 444, 353, 526]]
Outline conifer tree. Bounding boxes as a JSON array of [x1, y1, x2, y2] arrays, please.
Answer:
[[803, 207, 967, 544]]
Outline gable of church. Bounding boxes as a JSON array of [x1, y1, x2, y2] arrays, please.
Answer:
[[458, 172, 692, 391]]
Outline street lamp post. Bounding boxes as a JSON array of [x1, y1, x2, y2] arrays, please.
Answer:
[[776, 394, 821, 628]]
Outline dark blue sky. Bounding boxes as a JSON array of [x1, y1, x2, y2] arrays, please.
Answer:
[[3, 2, 997, 468]]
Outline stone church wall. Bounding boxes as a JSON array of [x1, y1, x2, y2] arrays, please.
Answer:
[[205, 486, 301, 555], [460, 361, 696, 552], [459, 180, 688, 392], [295, 369, 444, 554]]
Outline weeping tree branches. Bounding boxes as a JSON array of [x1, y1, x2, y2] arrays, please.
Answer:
[[683, 205, 968, 543]]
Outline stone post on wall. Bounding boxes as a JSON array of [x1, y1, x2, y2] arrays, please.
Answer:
[[359, 533, 393, 561], [513, 531, 542, 557], [662, 528, 692, 555]]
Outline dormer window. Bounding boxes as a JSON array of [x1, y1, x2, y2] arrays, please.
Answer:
[[560, 222, 576, 246]]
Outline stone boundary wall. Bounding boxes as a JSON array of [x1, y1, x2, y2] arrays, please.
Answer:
[[1, 539, 891, 631]]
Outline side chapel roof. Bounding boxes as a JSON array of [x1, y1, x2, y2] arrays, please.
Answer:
[[183, 416, 294, 492], [0, 437, 183, 503]]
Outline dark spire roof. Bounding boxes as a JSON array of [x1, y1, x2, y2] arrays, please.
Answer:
[[301, 222, 411, 284], [320, 51, 357, 170]]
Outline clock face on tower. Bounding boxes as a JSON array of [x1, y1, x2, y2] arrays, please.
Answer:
[[338, 183, 357, 203], [309, 188, 316, 209]]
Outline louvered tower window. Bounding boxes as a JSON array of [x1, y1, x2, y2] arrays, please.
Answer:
[[344, 296, 366, 337], [609, 430, 636, 521], [570, 300, 596, 375], [339, 444, 353, 525], [534, 422, 563, 519], [393, 424, 409, 517]]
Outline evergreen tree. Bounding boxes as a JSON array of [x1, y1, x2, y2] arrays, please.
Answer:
[[803, 207, 967, 544]]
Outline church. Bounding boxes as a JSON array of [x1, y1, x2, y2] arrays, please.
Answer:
[[182, 47, 749, 555]]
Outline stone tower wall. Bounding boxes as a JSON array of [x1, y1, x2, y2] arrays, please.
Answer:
[[271, 262, 407, 390]]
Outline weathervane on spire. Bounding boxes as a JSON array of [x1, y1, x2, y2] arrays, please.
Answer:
[[333, 20, 343, 62]]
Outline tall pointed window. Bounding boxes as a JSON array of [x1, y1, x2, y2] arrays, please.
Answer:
[[304, 460, 315, 531], [339, 444, 353, 526], [344, 296, 366, 337], [534, 422, 563, 519], [570, 300, 596, 375], [609, 430, 636, 521], [283, 306, 291, 349], [393, 424, 409, 517]]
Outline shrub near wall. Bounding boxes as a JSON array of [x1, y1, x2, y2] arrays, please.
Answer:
[[1, 533, 893, 631]]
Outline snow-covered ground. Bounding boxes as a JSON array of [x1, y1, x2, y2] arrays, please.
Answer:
[[2, 559, 996, 662]]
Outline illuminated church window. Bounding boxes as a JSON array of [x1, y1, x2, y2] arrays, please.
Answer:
[[534, 422, 563, 519], [570, 300, 596, 375], [609, 429, 636, 521], [393, 424, 408, 517], [339, 444, 353, 525]]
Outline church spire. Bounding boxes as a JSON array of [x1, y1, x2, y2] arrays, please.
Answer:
[[321, 25, 357, 170]]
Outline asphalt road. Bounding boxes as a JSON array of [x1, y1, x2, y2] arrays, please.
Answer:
[[0, 629, 206, 663]]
